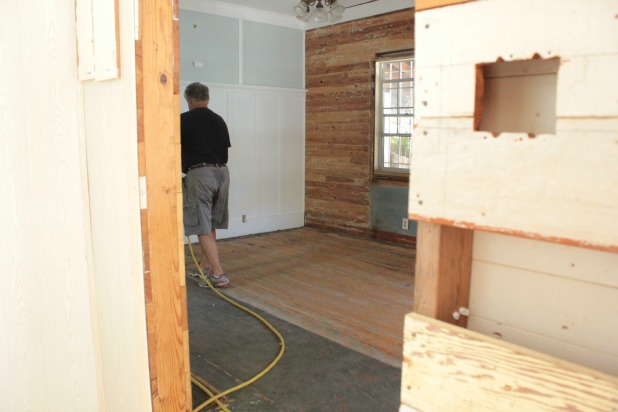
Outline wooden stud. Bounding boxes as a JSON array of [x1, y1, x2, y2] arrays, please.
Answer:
[[136, 0, 188, 409], [413, 221, 473, 327]]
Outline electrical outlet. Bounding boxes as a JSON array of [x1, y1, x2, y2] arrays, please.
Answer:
[[402, 218, 409, 230], [242, 214, 247, 223]]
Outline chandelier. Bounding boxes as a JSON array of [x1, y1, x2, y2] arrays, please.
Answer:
[[294, 0, 346, 23]]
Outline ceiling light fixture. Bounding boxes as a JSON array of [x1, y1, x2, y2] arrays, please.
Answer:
[[294, 0, 346, 23]]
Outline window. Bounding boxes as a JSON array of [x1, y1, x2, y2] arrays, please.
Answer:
[[374, 57, 414, 175]]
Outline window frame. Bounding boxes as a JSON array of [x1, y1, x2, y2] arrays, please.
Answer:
[[374, 55, 415, 179]]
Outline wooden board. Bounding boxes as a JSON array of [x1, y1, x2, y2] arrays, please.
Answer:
[[413, 222, 472, 327], [468, 231, 618, 376], [410, 0, 618, 251], [401, 313, 618, 411], [137, 0, 189, 409]]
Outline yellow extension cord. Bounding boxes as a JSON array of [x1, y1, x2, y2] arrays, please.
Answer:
[[187, 240, 286, 412]]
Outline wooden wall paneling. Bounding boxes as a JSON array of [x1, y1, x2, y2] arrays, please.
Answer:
[[469, 231, 618, 375], [305, 9, 414, 233], [410, 1, 618, 252], [137, 0, 188, 409], [255, 93, 281, 218], [416, 1, 617, 67], [180, 83, 304, 241], [280, 92, 305, 214], [2, 1, 102, 410], [227, 90, 257, 222], [401, 313, 618, 411], [413, 221, 473, 327]]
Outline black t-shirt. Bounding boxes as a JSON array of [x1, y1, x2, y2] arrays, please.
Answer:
[[181, 107, 231, 173]]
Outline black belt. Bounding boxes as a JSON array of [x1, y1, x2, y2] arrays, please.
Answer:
[[188, 162, 226, 171]]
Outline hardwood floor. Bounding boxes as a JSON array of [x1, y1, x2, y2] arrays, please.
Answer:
[[185, 227, 416, 368]]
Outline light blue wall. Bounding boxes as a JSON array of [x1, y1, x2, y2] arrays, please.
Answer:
[[179, 10, 304, 89], [243, 21, 304, 89], [370, 184, 418, 237], [180, 10, 239, 84]]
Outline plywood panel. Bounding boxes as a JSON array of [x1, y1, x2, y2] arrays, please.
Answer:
[[401, 314, 618, 411], [416, 0, 618, 67], [470, 260, 618, 357], [0, 1, 101, 410], [409, 128, 618, 250], [473, 231, 618, 287], [412, 1, 618, 250], [469, 231, 618, 375]]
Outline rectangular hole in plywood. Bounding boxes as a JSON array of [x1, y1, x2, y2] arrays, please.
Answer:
[[475, 57, 559, 136]]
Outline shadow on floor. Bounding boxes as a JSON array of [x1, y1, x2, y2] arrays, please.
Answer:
[[187, 277, 402, 412]]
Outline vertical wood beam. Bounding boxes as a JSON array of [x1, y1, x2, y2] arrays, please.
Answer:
[[413, 221, 473, 327], [136, 0, 188, 410]]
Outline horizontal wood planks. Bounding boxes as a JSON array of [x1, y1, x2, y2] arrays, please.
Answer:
[[305, 9, 414, 233], [410, 0, 618, 251], [186, 228, 416, 367], [469, 231, 618, 376], [401, 313, 618, 411]]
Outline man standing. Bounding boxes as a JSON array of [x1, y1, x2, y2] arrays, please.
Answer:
[[181, 82, 231, 288]]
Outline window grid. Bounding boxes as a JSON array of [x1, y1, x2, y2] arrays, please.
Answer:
[[375, 58, 414, 173]]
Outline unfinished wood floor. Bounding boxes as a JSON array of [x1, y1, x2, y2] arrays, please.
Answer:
[[186, 227, 416, 367]]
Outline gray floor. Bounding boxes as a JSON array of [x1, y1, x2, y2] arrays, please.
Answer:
[[187, 277, 402, 411]]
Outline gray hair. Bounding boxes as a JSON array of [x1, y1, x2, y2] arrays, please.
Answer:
[[184, 82, 210, 102]]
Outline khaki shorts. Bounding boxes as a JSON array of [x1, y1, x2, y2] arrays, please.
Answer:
[[182, 166, 230, 236]]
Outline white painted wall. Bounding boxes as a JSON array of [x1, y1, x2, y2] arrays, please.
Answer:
[[469, 232, 618, 376], [179, 6, 306, 241], [81, 0, 152, 409], [0, 0, 151, 410], [181, 83, 306, 240], [0, 1, 102, 409]]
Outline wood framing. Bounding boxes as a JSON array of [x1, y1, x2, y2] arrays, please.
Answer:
[[415, 0, 475, 11], [136, 0, 190, 409], [412, 221, 473, 327], [401, 313, 618, 411]]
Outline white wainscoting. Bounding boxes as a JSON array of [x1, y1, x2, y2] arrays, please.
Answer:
[[468, 231, 618, 376], [181, 82, 306, 241]]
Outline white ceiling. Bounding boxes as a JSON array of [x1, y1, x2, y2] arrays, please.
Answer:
[[188, 0, 415, 26], [207, 0, 390, 17]]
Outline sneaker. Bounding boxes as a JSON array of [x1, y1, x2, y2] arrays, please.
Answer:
[[207, 273, 230, 288], [187, 266, 212, 278]]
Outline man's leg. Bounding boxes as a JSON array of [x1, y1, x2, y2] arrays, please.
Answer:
[[198, 229, 224, 276]]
